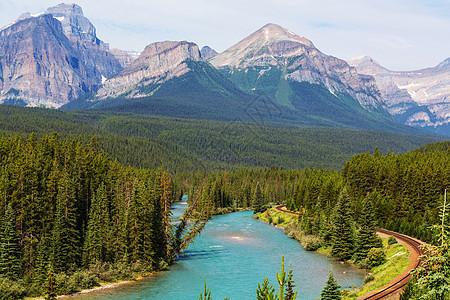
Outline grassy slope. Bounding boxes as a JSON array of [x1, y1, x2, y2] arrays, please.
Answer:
[[348, 242, 409, 298]]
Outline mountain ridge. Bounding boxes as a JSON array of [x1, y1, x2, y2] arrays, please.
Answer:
[[349, 55, 450, 135], [0, 4, 122, 107]]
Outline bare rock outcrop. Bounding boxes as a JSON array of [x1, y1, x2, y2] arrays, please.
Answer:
[[96, 41, 201, 99]]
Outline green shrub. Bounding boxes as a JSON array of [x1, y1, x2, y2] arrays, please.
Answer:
[[74, 270, 99, 290], [0, 278, 27, 300], [267, 213, 273, 224], [275, 215, 285, 225], [284, 223, 299, 239], [363, 273, 375, 283], [365, 248, 386, 268], [388, 235, 398, 245], [341, 289, 351, 297], [356, 258, 370, 269], [301, 235, 324, 251], [158, 260, 169, 271]]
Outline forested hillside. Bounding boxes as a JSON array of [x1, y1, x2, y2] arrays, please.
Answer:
[[0, 134, 179, 297], [342, 144, 450, 242], [0, 105, 442, 172]]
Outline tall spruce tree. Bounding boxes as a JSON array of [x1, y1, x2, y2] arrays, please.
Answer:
[[354, 193, 383, 262], [320, 270, 341, 300], [44, 265, 57, 300], [51, 173, 80, 273], [0, 203, 21, 279], [252, 182, 264, 214], [150, 180, 167, 268], [34, 236, 50, 287], [331, 189, 354, 261], [285, 267, 297, 300], [84, 182, 110, 265]]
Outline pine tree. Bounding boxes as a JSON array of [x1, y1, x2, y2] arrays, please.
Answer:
[[331, 189, 354, 261], [150, 181, 167, 268], [411, 193, 450, 299], [51, 173, 80, 273], [160, 170, 173, 259], [84, 182, 110, 265], [255, 257, 298, 300], [285, 267, 298, 300], [199, 282, 212, 300], [320, 270, 341, 300], [354, 194, 383, 262], [0, 203, 21, 279], [34, 236, 50, 287], [44, 266, 57, 300], [124, 182, 137, 263], [256, 278, 276, 300], [253, 182, 264, 214]]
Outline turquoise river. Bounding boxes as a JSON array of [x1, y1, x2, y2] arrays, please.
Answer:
[[74, 201, 365, 299]]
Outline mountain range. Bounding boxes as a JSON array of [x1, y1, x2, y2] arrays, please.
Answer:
[[0, 3, 448, 135], [349, 56, 449, 136]]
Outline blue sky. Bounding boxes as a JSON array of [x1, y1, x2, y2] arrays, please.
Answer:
[[1, 0, 449, 70]]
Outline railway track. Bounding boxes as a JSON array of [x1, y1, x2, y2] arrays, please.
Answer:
[[273, 205, 424, 299]]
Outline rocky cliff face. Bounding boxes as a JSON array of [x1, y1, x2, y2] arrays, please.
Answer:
[[96, 41, 201, 99], [201, 46, 218, 60], [45, 3, 109, 50], [0, 4, 122, 108], [210, 23, 385, 111], [349, 56, 450, 129]]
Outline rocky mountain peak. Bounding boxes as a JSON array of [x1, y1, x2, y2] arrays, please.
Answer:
[[45, 3, 108, 49], [349, 55, 450, 132], [209, 23, 314, 68], [436, 57, 450, 69], [348, 55, 387, 74], [0, 4, 122, 108], [256, 23, 314, 47], [123, 41, 200, 75], [3, 3, 108, 50], [210, 24, 384, 111], [96, 41, 201, 99], [348, 55, 379, 66], [201, 46, 218, 60]]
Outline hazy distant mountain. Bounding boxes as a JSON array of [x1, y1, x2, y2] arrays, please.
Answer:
[[349, 56, 450, 135], [0, 3, 121, 108], [201, 46, 218, 60]]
